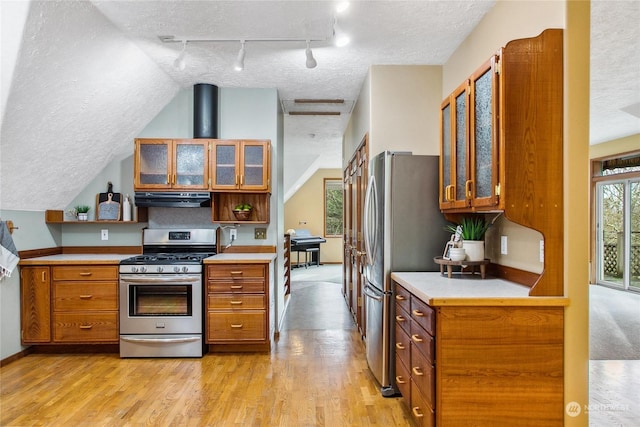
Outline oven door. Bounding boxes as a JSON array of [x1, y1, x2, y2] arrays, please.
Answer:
[[119, 274, 202, 335]]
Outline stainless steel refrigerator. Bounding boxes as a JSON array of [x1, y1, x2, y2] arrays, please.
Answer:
[[362, 151, 449, 397]]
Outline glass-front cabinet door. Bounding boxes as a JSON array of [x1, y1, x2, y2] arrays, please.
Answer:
[[135, 139, 172, 189], [469, 56, 500, 208], [240, 141, 269, 191], [211, 140, 240, 190], [174, 139, 209, 189], [439, 98, 453, 209]]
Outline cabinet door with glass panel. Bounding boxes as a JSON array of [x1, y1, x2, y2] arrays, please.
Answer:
[[211, 140, 270, 192], [134, 138, 209, 190]]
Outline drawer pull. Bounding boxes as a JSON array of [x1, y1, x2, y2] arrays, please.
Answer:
[[230, 271, 244, 276], [395, 295, 406, 301], [230, 324, 243, 329], [79, 295, 93, 299], [79, 272, 93, 277], [412, 309, 425, 317], [411, 334, 423, 343], [79, 325, 93, 330], [230, 285, 243, 289], [412, 407, 424, 418], [395, 375, 406, 384], [395, 342, 405, 350], [412, 367, 424, 376], [230, 301, 243, 305], [395, 315, 406, 322]]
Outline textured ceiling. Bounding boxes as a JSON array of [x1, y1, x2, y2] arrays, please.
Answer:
[[1, 1, 638, 211]]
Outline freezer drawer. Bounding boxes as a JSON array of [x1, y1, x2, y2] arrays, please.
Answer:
[[363, 283, 395, 396]]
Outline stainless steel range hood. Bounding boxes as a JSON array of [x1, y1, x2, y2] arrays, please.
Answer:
[[134, 192, 211, 208]]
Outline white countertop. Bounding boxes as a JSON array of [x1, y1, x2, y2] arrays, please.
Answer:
[[19, 253, 133, 265], [204, 253, 277, 264], [391, 272, 568, 306]]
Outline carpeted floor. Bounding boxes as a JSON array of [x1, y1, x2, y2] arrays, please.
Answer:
[[590, 284, 640, 360]]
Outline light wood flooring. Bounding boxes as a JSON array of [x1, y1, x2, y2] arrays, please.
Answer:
[[1, 267, 412, 427]]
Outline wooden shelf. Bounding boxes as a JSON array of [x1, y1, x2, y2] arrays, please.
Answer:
[[45, 209, 148, 224], [211, 193, 270, 224]]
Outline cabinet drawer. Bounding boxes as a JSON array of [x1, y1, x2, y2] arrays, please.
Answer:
[[207, 279, 265, 294], [410, 321, 435, 364], [411, 296, 435, 337], [53, 312, 118, 342], [395, 303, 411, 335], [208, 294, 265, 310], [411, 345, 435, 408], [410, 380, 435, 427], [53, 282, 118, 311], [207, 312, 266, 342], [52, 266, 118, 281], [395, 322, 411, 367], [395, 354, 411, 407], [395, 284, 410, 313], [207, 264, 266, 279]]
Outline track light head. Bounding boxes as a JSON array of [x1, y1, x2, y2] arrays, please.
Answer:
[[234, 40, 246, 71], [305, 40, 317, 69]]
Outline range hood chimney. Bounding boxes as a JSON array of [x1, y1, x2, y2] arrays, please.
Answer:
[[194, 83, 218, 138]]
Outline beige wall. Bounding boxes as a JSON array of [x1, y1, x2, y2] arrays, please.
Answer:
[[284, 168, 343, 264], [590, 133, 640, 159]]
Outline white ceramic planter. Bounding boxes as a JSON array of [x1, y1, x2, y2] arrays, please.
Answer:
[[462, 240, 485, 261], [77, 213, 88, 221]]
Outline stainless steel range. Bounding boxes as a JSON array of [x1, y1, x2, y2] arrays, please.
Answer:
[[119, 228, 216, 358]]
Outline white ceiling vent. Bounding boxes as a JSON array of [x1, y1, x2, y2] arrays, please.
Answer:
[[282, 99, 355, 116]]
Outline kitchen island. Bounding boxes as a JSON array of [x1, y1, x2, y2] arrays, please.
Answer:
[[391, 272, 568, 427], [204, 252, 276, 352]]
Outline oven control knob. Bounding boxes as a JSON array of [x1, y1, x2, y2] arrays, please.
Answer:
[[173, 266, 180, 273], [140, 266, 147, 273], [131, 266, 138, 273], [182, 266, 189, 273], [157, 266, 164, 273]]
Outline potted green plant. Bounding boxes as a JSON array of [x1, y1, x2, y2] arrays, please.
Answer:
[[445, 217, 490, 261], [74, 205, 91, 221]]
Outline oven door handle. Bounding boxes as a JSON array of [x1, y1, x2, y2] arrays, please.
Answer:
[[121, 276, 200, 284], [120, 336, 201, 344]]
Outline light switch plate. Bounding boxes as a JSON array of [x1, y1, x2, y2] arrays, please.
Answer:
[[500, 236, 508, 255], [255, 228, 267, 239], [539, 240, 545, 263]]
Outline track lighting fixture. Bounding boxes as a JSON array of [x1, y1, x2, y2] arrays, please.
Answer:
[[173, 41, 187, 71], [233, 40, 246, 71], [305, 40, 317, 69]]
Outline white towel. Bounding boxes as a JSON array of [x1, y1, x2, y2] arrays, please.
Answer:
[[0, 221, 19, 279]]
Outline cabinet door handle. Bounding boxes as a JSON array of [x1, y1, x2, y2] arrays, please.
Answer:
[[79, 325, 94, 330], [230, 324, 243, 329], [240, 174, 244, 185], [230, 301, 243, 305], [79, 295, 93, 299], [466, 180, 473, 199], [42, 271, 46, 282], [395, 295, 406, 301], [167, 174, 171, 185], [412, 367, 424, 376], [411, 334, 423, 343], [412, 309, 424, 317], [395, 315, 406, 322], [79, 272, 92, 277], [395, 375, 406, 384], [412, 407, 425, 418], [235, 175, 239, 185], [395, 342, 405, 350]]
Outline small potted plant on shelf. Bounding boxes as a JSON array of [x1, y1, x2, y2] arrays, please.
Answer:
[[73, 205, 91, 221], [232, 203, 253, 221], [445, 216, 491, 261]]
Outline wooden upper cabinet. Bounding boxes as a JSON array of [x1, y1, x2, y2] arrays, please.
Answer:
[[440, 56, 500, 211], [210, 140, 270, 192], [134, 138, 209, 191]]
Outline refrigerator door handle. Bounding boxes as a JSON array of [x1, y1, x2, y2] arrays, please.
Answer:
[[363, 174, 377, 267], [363, 284, 384, 302]]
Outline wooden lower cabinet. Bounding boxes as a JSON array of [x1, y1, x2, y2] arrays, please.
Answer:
[[394, 281, 564, 426], [21, 264, 119, 345], [205, 262, 271, 351]]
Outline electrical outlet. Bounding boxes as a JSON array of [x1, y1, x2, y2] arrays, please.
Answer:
[[101, 229, 108, 241], [229, 229, 237, 241], [255, 228, 267, 239], [500, 236, 508, 255]]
